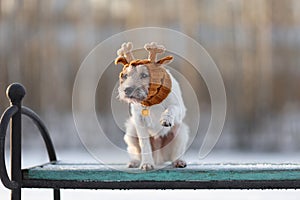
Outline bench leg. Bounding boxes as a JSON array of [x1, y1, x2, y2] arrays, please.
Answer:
[[54, 189, 60, 200], [11, 188, 21, 200], [11, 189, 59, 200], [10, 85, 24, 200]]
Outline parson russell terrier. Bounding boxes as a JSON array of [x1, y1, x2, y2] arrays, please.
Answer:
[[115, 42, 189, 171]]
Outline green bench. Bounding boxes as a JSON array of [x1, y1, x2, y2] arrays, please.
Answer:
[[23, 162, 300, 190], [1, 83, 300, 200]]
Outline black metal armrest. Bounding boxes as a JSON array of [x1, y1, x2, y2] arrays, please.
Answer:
[[0, 83, 58, 190], [22, 107, 57, 162], [0, 83, 60, 199], [0, 105, 19, 189]]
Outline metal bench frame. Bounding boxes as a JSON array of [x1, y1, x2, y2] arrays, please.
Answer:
[[0, 83, 60, 200], [1, 83, 300, 200]]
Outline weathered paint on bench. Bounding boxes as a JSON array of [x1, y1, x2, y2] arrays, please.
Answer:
[[23, 162, 300, 182]]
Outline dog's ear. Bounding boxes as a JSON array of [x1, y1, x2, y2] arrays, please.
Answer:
[[156, 56, 173, 65], [115, 56, 128, 66], [130, 59, 151, 67]]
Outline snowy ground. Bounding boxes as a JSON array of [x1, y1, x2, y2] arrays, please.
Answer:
[[1, 149, 300, 200]]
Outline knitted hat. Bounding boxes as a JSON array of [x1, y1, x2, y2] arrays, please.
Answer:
[[115, 42, 173, 106]]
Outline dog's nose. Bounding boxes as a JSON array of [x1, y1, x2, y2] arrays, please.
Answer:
[[124, 87, 134, 96]]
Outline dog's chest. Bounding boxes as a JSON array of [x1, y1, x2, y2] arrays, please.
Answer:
[[131, 104, 170, 136]]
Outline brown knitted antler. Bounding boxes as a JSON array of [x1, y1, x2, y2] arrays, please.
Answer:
[[115, 42, 135, 65], [144, 42, 166, 63]]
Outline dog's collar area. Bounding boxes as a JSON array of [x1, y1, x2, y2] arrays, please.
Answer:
[[141, 107, 150, 116]]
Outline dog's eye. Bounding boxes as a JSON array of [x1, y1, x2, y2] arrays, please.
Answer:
[[122, 74, 128, 80], [140, 73, 149, 79]]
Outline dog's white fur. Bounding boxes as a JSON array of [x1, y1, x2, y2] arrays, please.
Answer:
[[119, 67, 189, 170]]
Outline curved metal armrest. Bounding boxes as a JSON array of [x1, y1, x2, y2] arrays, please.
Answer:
[[22, 106, 57, 162], [0, 106, 19, 189], [0, 105, 58, 190]]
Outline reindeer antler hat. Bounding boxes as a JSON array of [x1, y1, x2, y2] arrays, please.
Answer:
[[115, 42, 173, 106]]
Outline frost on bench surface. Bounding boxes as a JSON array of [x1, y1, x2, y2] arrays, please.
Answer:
[[22, 162, 300, 182]]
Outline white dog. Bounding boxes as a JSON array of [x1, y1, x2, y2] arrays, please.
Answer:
[[115, 42, 189, 171]]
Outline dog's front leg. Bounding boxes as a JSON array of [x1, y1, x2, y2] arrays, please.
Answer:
[[160, 105, 181, 127], [136, 127, 155, 171]]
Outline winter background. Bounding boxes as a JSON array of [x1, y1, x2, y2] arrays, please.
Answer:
[[1, 0, 300, 199]]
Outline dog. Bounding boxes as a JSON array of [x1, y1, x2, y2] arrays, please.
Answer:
[[115, 42, 189, 171]]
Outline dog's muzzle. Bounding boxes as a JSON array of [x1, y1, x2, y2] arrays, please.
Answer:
[[124, 86, 147, 101]]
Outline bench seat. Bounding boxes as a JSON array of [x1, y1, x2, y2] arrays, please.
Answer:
[[21, 162, 300, 189]]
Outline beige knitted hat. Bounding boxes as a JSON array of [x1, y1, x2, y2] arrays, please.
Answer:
[[115, 42, 173, 106]]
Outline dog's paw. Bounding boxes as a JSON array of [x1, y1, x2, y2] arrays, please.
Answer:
[[127, 160, 140, 168], [140, 163, 154, 171], [172, 160, 187, 168], [160, 114, 174, 127]]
